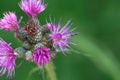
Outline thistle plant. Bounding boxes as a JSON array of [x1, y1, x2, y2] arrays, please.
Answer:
[[0, 0, 76, 79]]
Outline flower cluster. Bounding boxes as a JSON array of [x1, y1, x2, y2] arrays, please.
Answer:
[[0, 0, 75, 78]]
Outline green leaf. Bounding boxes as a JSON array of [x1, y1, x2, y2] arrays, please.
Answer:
[[71, 35, 120, 80]]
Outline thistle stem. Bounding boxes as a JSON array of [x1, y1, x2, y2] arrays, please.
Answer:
[[45, 62, 57, 80], [42, 66, 45, 80]]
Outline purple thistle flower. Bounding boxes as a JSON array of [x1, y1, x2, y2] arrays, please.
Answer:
[[0, 38, 16, 78], [0, 12, 19, 32], [19, 0, 46, 18], [32, 47, 51, 66], [46, 21, 72, 53], [45, 23, 52, 32]]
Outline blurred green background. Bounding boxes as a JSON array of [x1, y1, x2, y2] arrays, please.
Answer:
[[0, 0, 120, 80]]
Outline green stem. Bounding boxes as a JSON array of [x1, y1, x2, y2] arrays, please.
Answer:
[[27, 67, 41, 80], [45, 62, 57, 80], [42, 67, 45, 80]]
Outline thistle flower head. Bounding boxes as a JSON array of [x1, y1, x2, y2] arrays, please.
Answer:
[[0, 12, 19, 32], [32, 47, 51, 66], [19, 0, 46, 18], [46, 21, 72, 53], [45, 23, 52, 32], [0, 38, 16, 78], [24, 19, 39, 36]]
